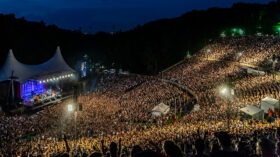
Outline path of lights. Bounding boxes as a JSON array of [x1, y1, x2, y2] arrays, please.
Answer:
[[39, 73, 74, 84]]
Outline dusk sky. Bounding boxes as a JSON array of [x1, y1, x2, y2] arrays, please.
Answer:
[[0, 0, 274, 33]]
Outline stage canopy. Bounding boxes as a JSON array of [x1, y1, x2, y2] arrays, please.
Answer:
[[0, 47, 75, 83], [240, 105, 264, 120], [261, 97, 279, 113], [152, 102, 170, 117]]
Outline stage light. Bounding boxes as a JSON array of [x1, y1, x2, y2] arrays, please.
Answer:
[[220, 31, 226, 37], [68, 74, 70, 77], [43, 80, 46, 83], [39, 81, 42, 83], [68, 104, 73, 112], [239, 29, 244, 35], [273, 24, 280, 36]]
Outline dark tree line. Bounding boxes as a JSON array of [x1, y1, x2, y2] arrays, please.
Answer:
[[1, 1, 280, 74]]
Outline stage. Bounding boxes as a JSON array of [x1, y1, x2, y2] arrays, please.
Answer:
[[10, 95, 73, 114]]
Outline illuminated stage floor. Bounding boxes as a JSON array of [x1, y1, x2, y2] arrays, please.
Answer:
[[10, 95, 72, 114]]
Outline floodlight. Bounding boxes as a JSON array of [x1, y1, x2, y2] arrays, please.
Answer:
[[68, 104, 73, 112], [220, 88, 228, 96]]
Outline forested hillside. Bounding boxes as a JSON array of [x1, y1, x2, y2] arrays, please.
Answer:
[[0, 1, 280, 74]]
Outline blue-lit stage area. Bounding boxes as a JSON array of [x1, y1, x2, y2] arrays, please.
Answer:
[[21, 80, 45, 101], [21, 73, 75, 106]]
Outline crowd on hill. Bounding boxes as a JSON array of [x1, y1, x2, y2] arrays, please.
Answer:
[[200, 36, 280, 65], [3, 35, 280, 156], [0, 73, 187, 156]]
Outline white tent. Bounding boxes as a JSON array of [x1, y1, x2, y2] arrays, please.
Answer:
[[261, 97, 279, 113], [240, 105, 264, 120], [152, 103, 170, 117], [0, 47, 75, 83], [0, 49, 34, 83], [193, 104, 200, 111], [247, 68, 265, 76]]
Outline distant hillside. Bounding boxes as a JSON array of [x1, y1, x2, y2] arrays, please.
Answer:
[[0, 1, 280, 74], [106, 1, 280, 74], [0, 14, 106, 70]]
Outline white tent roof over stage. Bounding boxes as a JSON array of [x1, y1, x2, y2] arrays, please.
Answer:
[[0, 47, 75, 83]]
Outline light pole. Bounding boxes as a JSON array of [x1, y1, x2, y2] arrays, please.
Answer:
[[237, 52, 242, 61], [67, 104, 77, 148], [179, 96, 182, 114], [207, 49, 211, 59], [272, 59, 277, 81], [219, 86, 234, 131]]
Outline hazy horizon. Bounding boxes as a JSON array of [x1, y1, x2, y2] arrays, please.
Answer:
[[0, 0, 274, 33]]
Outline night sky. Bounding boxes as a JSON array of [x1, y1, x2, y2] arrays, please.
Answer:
[[0, 0, 274, 33]]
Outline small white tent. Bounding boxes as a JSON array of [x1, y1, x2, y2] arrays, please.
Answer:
[[193, 104, 200, 111], [240, 105, 264, 120], [261, 97, 279, 113], [152, 103, 170, 117], [247, 68, 265, 76]]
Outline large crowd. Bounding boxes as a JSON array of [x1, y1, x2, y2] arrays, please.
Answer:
[[2, 35, 280, 156]]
